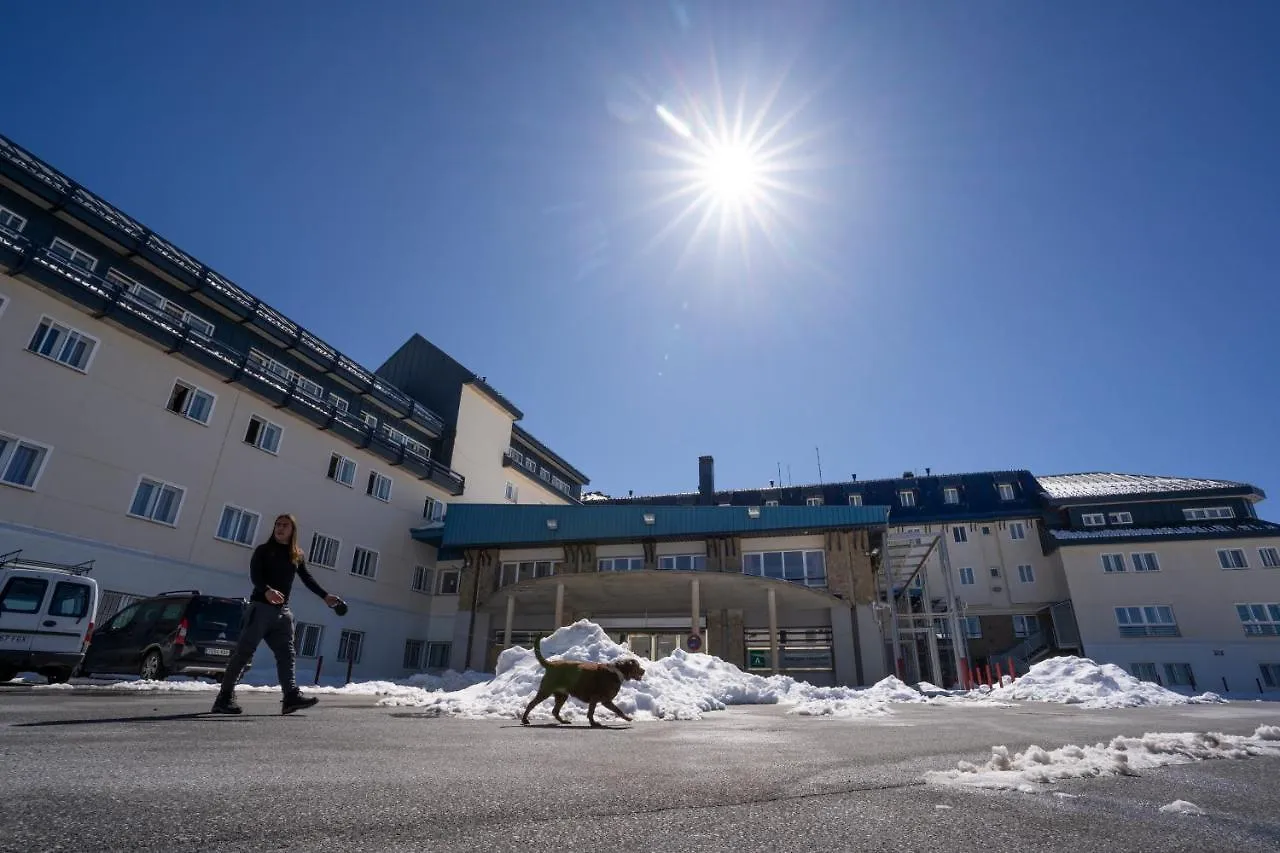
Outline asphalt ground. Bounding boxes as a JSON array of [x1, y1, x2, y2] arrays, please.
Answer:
[[2, 685, 1279, 853]]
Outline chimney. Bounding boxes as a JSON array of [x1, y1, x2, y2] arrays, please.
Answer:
[[698, 455, 715, 504], [925, 467, 931, 476]]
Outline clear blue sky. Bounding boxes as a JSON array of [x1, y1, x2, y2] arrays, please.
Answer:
[[3, 2, 1277, 516]]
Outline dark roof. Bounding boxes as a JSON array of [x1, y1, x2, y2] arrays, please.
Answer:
[[511, 423, 590, 485], [601, 470, 1043, 524], [1049, 520, 1280, 547], [414, 503, 889, 549], [1036, 472, 1263, 503]]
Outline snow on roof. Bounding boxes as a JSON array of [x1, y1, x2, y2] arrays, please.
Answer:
[[1050, 521, 1280, 541], [1037, 472, 1249, 500]]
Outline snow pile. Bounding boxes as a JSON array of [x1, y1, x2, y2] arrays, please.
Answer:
[[377, 620, 935, 722], [7, 669, 489, 699], [1160, 800, 1206, 816], [987, 656, 1226, 709], [926, 725, 1280, 793]]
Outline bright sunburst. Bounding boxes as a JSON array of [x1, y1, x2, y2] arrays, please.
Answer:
[[698, 142, 762, 206]]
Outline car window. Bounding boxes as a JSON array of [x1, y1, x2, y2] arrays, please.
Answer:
[[133, 600, 167, 628], [159, 601, 186, 622], [0, 577, 49, 614], [50, 582, 92, 619], [104, 602, 142, 632]]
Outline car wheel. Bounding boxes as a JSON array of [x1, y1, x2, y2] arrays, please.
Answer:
[[139, 650, 168, 681], [0, 667, 17, 683], [47, 671, 72, 685]]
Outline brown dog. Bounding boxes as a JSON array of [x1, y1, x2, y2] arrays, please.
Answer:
[[520, 636, 645, 727]]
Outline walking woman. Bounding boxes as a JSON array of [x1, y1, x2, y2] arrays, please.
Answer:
[[212, 513, 343, 715]]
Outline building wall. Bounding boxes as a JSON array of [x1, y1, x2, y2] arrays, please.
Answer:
[[1060, 537, 1280, 691], [0, 275, 458, 678]]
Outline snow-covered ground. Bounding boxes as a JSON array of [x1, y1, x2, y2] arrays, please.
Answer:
[[5, 620, 1275, 722], [926, 724, 1280, 794]]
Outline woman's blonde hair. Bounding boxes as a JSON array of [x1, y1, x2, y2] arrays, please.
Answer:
[[272, 514, 305, 566]]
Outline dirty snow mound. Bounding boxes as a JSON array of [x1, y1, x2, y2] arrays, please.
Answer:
[[987, 656, 1227, 709]]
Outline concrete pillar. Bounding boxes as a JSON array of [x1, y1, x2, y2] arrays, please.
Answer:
[[830, 605, 857, 687], [467, 612, 491, 671], [855, 603, 888, 684], [726, 609, 746, 669], [503, 594, 515, 648], [691, 578, 701, 642], [768, 587, 779, 675], [924, 582, 942, 686], [554, 582, 565, 627]]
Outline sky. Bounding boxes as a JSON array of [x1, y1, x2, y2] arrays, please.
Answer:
[[2, 1, 1277, 516]]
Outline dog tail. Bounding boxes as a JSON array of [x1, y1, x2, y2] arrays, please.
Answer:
[[533, 635, 549, 667]]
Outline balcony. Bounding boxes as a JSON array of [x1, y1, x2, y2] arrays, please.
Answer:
[[0, 232, 465, 496], [0, 132, 445, 439], [503, 447, 577, 500]]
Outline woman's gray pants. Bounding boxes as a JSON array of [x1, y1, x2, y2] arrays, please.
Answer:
[[218, 602, 297, 697]]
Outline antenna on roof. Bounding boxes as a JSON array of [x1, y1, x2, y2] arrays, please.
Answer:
[[815, 446, 823, 483], [787, 464, 792, 487], [777, 462, 782, 485]]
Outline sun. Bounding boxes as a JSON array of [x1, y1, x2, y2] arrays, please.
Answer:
[[697, 142, 762, 206]]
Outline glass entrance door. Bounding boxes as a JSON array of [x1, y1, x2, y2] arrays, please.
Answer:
[[622, 632, 706, 659]]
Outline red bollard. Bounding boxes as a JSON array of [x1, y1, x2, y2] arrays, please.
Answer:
[[1007, 656, 1016, 681], [995, 660, 1004, 685], [959, 658, 971, 690], [983, 665, 992, 687]]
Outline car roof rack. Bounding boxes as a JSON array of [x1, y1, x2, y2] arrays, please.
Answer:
[[0, 549, 96, 576], [156, 589, 200, 597]]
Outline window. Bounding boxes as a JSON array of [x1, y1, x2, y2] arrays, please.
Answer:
[[362, 412, 378, 430], [742, 550, 827, 588], [27, 316, 98, 371], [244, 416, 282, 454], [1235, 603, 1280, 637], [327, 393, 348, 414], [423, 497, 447, 522], [0, 204, 27, 233], [964, 617, 981, 638], [427, 642, 451, 668], [523, 456, 537, 474], [599, 556, 645, 572], [337, 629, 364, 664], [1082, 513, 1106, 526], [248, 349, 325, 400], [327, 453, 356, 487], [109, 269, 216, 337], [989, 567, 1001, 578], [412, 565, 433, 594], [437, 570, 460, 595], [998, 483, 1015, 501], [498, 561, 559, 587], [0, 577, 48, 613], [403, 639, 426, 670], [504, 481, 518, 502], [658, 554, 707, 571], [49, 237, 97, 272], [1259, 547, 1280, 569], [166, 380, 215, 425], [1184, 506, 1234, 521], [1260, 663, 1280, 689], [50, 582, 92, 618], [898, 490, 915, 507], [1013, 614, 1040, 638], [848, 494, 862, 506], [366, 470, 392, 502], [1115, 605, 1178, 637], [1008, 522, 1026, 540], [1130, 552, 1160, 572], [1101, 553, 1127, 573], [0, 432, 51, 490], [958, 567, 975, 585], [1108, 512, 1133, 525], [951, 526, 968, 544], [351, 547, 378, 579], [129, 477, 184, 525], [215, 505, 260, 546], [1218, 549, 1248, 570], [294, 622, 323, 657], [1017, 564, 1034, 583], [806, 496, 823, 506], [943, 487, 959, 505], [308, 533, 340, 569], [1163, 663, 1194, 687], [1131, 662, 1159, 683], [765, 499, 780, 507]]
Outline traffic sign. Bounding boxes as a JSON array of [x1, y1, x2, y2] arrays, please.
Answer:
[[687, 633, 702, 652]]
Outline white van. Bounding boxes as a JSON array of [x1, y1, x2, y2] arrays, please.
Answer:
[[0, 551, 100, 684]]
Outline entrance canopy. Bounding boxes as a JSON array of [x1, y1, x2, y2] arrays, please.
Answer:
[[480, 569, 844, 615]]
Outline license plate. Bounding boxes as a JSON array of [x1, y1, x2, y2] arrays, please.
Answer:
[[204, 647, 231, 657], [0, 633, 30, 646]]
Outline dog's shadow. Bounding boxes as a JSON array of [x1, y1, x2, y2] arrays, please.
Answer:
[[502, 721, 630, 730]]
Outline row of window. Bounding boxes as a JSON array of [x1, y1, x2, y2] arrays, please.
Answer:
[[956, 564, 1037, 585], [1114, 602, 1280, 638], [1082, 507, 1237, 527], [1137, 662, 1280, 691], [504, 447, 575, 497], [935, 615, 1037, 640], [490, 551, 826, 589], [290, 622, 451, 670], [1099, 547, 1280, 573], [794, 483, 1020, 509]]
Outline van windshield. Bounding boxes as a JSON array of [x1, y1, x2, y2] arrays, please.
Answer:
[[188, 599, 245, 642]]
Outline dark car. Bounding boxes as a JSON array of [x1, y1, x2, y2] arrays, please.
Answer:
[[79, 590, 250, 681]]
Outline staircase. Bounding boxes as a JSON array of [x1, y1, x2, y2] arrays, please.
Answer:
[[996, 631, 1052, 677]]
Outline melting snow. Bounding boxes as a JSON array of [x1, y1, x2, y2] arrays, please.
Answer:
[[1160, 800, 1206, 816], [926, 726, 1280, 793], [987, 656, 1225, 709]]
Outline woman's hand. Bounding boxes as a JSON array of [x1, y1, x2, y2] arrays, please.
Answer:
[[265, 587, 285, 605]]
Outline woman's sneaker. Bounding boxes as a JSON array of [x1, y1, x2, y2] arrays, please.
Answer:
[[282, 691, 318, 715]]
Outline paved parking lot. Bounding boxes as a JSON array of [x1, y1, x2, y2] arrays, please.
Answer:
[[2, 686, 1279, 852]]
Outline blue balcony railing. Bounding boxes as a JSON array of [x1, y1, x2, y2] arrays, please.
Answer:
[[0, 131, 445, 438], [1, 229, 465, 496]]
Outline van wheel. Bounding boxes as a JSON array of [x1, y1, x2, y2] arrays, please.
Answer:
[[139, 651, 168, 681], [47, 671, 72, 685], [0, 667, 16, 683]]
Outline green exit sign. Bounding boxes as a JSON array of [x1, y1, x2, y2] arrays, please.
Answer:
[[748, 649, 770, 669]]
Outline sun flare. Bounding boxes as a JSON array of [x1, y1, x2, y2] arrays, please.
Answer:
[[697, 142, 761, 206]]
